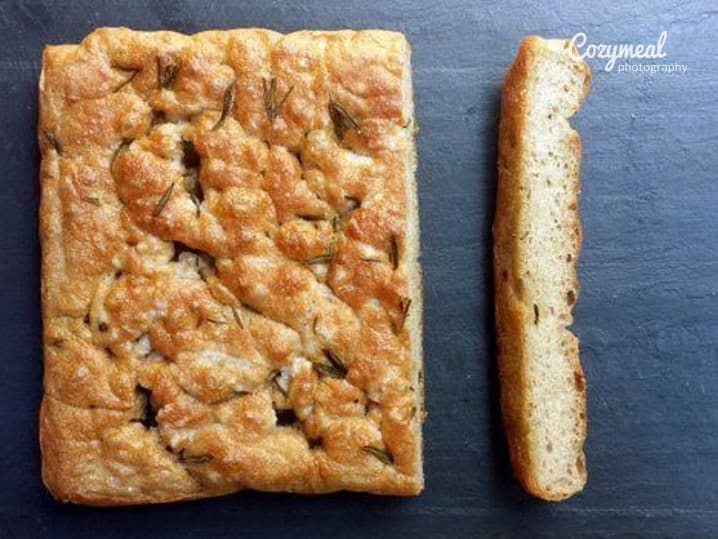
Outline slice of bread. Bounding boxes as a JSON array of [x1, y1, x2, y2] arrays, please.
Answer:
[[493, 36, 591, 501]]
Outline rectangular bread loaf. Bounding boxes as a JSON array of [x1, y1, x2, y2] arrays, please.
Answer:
[[493, 36, 591, 501], [38, 27, 423, 505]]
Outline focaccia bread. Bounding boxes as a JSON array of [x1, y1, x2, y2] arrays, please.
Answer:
[[493, 36, 590, 501], [38, 27, 423, 505]]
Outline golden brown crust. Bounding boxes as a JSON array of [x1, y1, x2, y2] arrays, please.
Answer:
[[495, 38, 531, 497], [494, 36, 590, 501], [39, 27, 423, 505]]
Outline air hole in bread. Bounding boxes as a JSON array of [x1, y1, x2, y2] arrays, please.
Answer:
[[151, 109, 167, 125], [288, 148, 304, 168], [181, 140, 203, 214], [567, 290, 576, 305], [133, 385, 158, 428], [275, 408, 298, 426], [308, 437, 322, 449], [181, 139, 200, 169], [171, 242, 216, 271], [573, 371, 584, 392]]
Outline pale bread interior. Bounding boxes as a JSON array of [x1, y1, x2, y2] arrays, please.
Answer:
[[497, 36, 590, 500]]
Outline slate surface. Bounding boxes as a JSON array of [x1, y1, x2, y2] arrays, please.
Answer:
[[1, 0, 716, 537]]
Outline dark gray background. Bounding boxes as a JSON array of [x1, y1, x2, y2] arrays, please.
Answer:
[[1, 0, 716, 537]]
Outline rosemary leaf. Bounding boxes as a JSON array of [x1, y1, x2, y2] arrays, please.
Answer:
[[362, 446, 394, 465], [305, 253, 333, 265], [318, 349, 347, 378], [266, 369, 280, 384], [313, 362, 344, 379], [211, 390, 249, 405], [389, 235, 399, 270], [157, 57, 179, 89], [329, 99, 360, 139], [43, 130, 61, 154], [231, 306, 244, 329], [263, 77, 276, 119], [111, 138, 132, 170], [152, 183, 174, 217], [113, 69, 138, 93], [212, 82, 235, 130], [179, 450, 213, 464], [267, 370, 288, 397], [397, 297, 412, 332], [81, 196, 101, 207], [278, 85, 294, 111], [263, 77, 293, 122], [189, 192, 201, 217], [183, 166, 202, 217]]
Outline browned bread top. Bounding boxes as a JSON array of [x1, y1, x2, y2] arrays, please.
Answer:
[[39, 27, 423, 505]]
